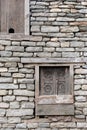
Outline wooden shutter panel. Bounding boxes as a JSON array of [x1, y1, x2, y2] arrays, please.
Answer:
[[8, 0, 24, 33], [0, 0, 24, 33], [39, 67, 71, 96], [40, 67, 56, 95], [0, 0, 8, 33], [36, 65, 74, 116]]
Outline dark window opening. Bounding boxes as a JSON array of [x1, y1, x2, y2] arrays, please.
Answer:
[[9, 28, 15, 33]]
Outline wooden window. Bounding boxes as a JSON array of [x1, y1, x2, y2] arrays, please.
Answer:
[[0, 0, 29, 35], [35, 64, 74, 116]]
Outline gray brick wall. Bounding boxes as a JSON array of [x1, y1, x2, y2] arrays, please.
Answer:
[[0, 0, 87, 129]]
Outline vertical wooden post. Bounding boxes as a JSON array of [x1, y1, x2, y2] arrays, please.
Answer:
[[25, 0, 30, 35]]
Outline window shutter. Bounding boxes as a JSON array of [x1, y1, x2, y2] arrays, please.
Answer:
[[0, 0, 24, 33], [35, 65, 74, 116], [8, 0, 24, 33], [0, 0, 8, 33]]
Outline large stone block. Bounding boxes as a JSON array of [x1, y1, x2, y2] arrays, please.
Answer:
[[0, 45, 4, 50], [0, 109, 5, 116], [0, 84, 18, 89], [62, 52, 79, 58], [5, 62, 17, 67], [3, 96, 15, 102], [41, 26, 59, 32], [16, 123, 27, 129], [0, 117, 7, 123], [16, 96, 28, 101], [18, 79, 34, 84], [57, 17, 75, 21], [35, 52, 51, 58], [46, 42, 60, 47], [50, 122, 76, 128], [31, 26, 40, 32], [70, 41, 84, 47], [14, 90, 34, 96], [12, 73, 25, 78], [21, 102, 34, 108], [56, 48, 74, 52], [77, 123, 87, 128], [19, 68, 34, 74], [13, 52, 33, 57], [8, 117, 21, 123], [26, 47, 42, 52], [0, 78, 12, 83], [39, 123, 50, 128], [44, 47, 55, 52], [5, 46, 24, 52], [27, 123, 38, 129], [8, 68, 18, 73], [0, 57, 20, 62], [0, 90, 8, 96], [0, 40, 11, 45], [60, 26, 79, 32], [10, 102, 19, 109], [7, 109, 33, 116], [0, 51, 12, 57], [75, 69, 87, 74], [0, 103, 9, 108], [75, 96, 86, 102], [50, 8, 61, 12], [21, 41, 36, 46]]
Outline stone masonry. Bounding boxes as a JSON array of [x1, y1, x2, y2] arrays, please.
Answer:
[[1, 0, 87, 129]]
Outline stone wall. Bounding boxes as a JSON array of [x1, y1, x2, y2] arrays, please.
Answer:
[[0, 0, 87, 129]]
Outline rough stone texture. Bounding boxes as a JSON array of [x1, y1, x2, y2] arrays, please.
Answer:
[[6, 109, 33, 116], [0, 90, 8, 96], [14, 90, 34, 97], [41, 26, 59, 32], [0, 0, 87, 129]]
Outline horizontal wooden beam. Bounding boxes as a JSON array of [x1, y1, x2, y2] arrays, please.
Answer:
[[36, 95, 73, 104], [36, 104, 74, 116], [21, 57, 85, 64]]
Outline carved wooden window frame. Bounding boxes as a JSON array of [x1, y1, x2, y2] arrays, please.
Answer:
[[35, 64, 74, 116], [0, 0, 30, 35]]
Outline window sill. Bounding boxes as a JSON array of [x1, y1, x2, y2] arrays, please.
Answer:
[[36, 104, 74, 116], [0, 34, 42, 41], [36, 95, 74, 105]]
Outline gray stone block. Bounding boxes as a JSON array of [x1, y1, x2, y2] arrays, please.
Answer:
[[0, 78, 12, 83], [14, 90, 34, 96], [21, 102, 34, 108], [18, 79, 34, 84], [5, 46, 24, 52], [7, 109, 33, 116], [3, 96, 15, 102], [0, 84, 18, 89], [0, 40, 11, 45], [26, 47, 42, 52], [41, 26, 59, 32]]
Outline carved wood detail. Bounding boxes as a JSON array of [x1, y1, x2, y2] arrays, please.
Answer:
[[39, 67, 70, 95]]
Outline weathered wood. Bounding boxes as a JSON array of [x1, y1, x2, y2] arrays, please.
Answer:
[[21, 57, 85, 64], [0, 35, 42, 41], [0, 0, 26, 34], [0, 0, 8, 33], [40, 67, 55, 95], [36, 104, 74, 115], [36, 95, 73, 104], [25, 0, 30, 35], [8, 0, 24, 33], [40, 66, 70, 95], [35, 64, 74, 116]]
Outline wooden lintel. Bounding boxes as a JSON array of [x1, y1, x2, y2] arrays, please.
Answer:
[[21, 57, 85, 64]]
